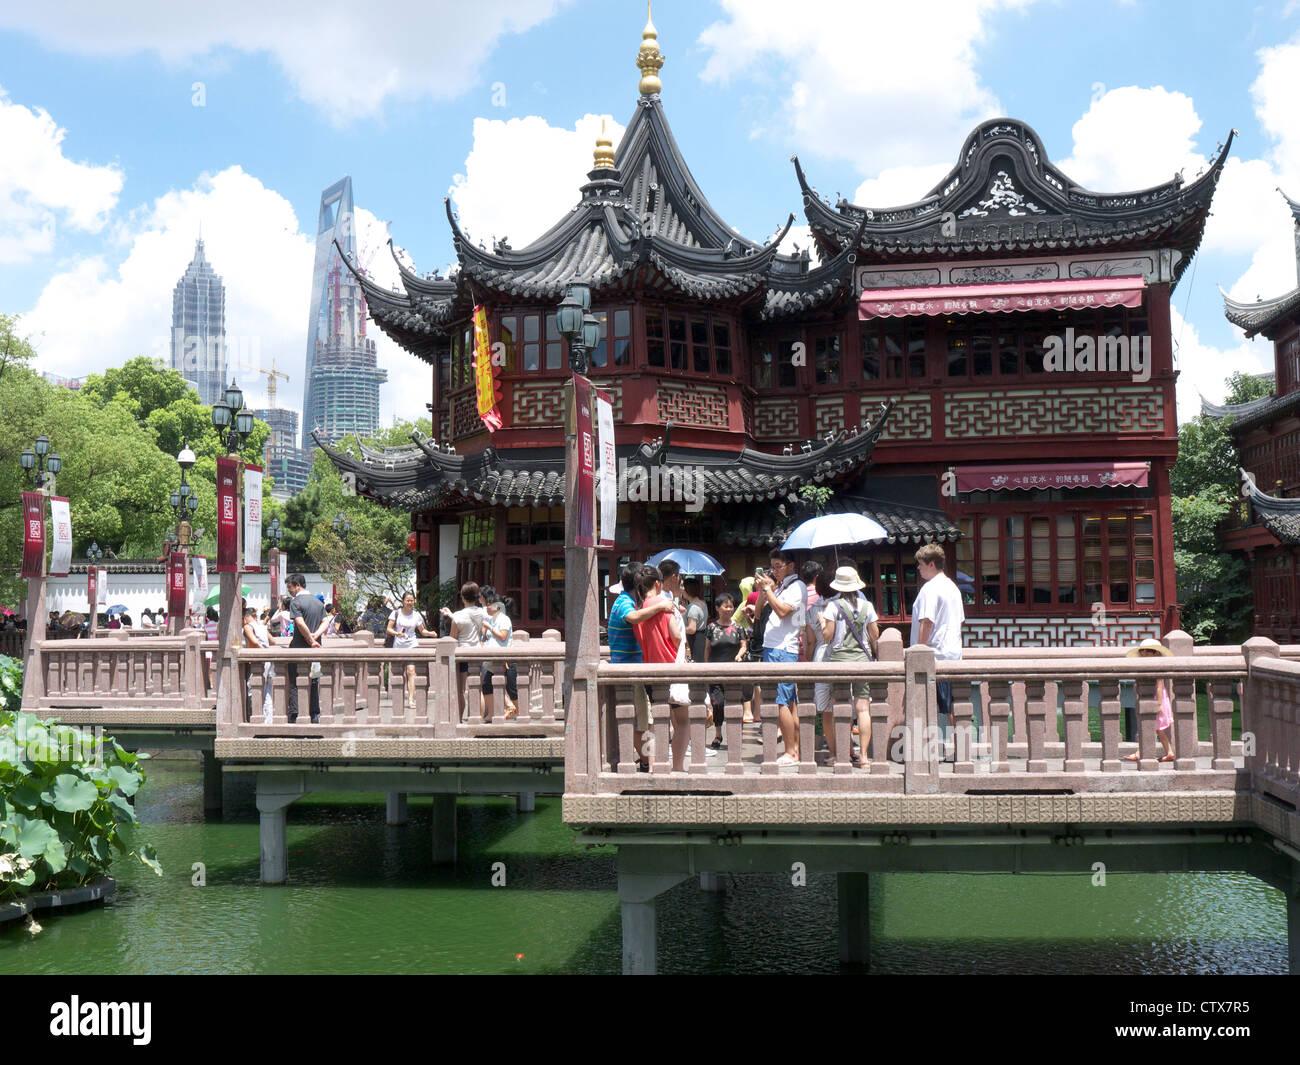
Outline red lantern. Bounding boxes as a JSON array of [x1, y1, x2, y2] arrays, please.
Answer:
[[406, 531, 418, 552]]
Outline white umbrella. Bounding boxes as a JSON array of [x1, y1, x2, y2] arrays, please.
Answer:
[[781, 513, 888, 553]]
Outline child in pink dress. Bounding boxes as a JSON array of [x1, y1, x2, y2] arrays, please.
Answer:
[[1125, 639, 1175, 762]]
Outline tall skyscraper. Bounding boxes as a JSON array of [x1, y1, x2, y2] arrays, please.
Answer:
[[249, 406, 311, 501], [171, 238, 227, 406], [301, 176, 387, 449]]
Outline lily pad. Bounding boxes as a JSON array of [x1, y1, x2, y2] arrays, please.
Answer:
[[107, 765, 141, 797], [47, 773, 99, 813]]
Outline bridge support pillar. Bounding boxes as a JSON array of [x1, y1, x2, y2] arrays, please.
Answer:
[[621, 898, 656, 975], [201, 750, 222, 814], [837, 872, 871, 967], [255, 775, 303, 885], [386, 792, 408, 826], [432, 794, 457, 865], [617, 859, 691, 975], [698, 871, 725, 892], [516, 791, 536, 813]]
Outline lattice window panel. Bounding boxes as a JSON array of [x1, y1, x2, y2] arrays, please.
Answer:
[[656, 382, 728, 428], [588, 380, 624, 421], [865, 393, 931, 441], [814, 397, 846, 436], [753, 397, 799, 439], [945, 385, 1164, 439], [512, 382, 566, 426], [451, 391, 482, 439], [741, 391, 755, 436], [963, 616, 1162, 648]]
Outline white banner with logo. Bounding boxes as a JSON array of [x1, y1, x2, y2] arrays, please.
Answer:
[[192, 556, 208, 600], [49, 496, 73, 576], [96, 567, 108, 607], [595, 391, 616, 549], [243, 465, 263, 571]]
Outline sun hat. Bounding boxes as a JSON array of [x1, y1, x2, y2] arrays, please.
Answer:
[[1125, 637, 1173, 658], [829, 566, 866, 593]]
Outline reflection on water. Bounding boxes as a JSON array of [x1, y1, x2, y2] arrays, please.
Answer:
[[0, 761, 1287, 975]]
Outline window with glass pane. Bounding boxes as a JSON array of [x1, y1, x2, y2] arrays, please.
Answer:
[[523, 313, 540, 371], [777, 339, 798, 388], [884, 327, 904, 378], [979, 517, 1000, 604], [879, 560, 899, 616], [861, 331, 881, 380], [1106, 514, 1130, 603], [691, 320, 710, 372], [1057, 515, 1077, 603], [1005, 516, 1025, 603], [714, 322, 732, 375], [815, 334, 841, 385], [613, 309, 632, 365], [1133, 513, 1155, 603], [528, 556, 545, 622], [1031, 516, 1051, 603], [499, 314, 517, 372], [545, 313, 562, 370], [589, 311, 609, 369], [669, 317, 687, 370], [947, 325, 968, 376], [907, 330, 926, 377], [971, 328, 993, 376], [956, 521, 976, 604], [647, 313, 665, 367], [903, 562, 921, 615], [1083, 515, 1103, 604]]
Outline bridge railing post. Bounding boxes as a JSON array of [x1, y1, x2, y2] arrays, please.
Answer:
[[904, 643, 938, 794], [19, 574, 48, 709], [877, 628, 904, 763], [432, 637, 458, 738], [1243, 636, 1280, 790]]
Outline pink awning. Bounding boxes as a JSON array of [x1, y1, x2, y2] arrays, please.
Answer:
[[859, 276, 1145, 319], [955, 462, 1150, 493]]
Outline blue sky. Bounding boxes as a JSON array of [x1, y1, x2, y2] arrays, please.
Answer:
[[1, 0, 1298, 423]]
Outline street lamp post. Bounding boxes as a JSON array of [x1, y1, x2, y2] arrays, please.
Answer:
[[266, 516, 283, 607], [555, 281, 602, 752], [211, 380, 254, 727], [18, 434, 63, 704], [19, 434, 63, 494], [167, 441, 201, 634], [86, 540, 103, 637]]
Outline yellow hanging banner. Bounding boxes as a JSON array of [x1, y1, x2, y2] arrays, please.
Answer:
[[473, 304, 503, 431]]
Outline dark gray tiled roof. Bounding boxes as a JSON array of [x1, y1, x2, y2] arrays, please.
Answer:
[[317, 401, 894, 513], [1224, 390, 1300, 436], [797, 119, 1233, 283], [717, 495, 961, 548], [1200, 393, 1277, 420], [1245, 478, 1300, 545], [1222, 284, 1300, 338]]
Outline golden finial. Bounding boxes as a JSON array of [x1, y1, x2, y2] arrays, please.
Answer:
[[593, 119, 616, 170], [637, 2, 664, 96]]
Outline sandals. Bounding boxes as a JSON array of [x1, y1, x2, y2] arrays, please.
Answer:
[[504, 706, 518, 720], [775, 753, 798, 767]]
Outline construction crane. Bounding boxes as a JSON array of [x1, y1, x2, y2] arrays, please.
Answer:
[[239, 356, 290, 409]]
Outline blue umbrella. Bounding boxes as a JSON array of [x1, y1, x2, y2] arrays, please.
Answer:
[[106, 604, 129, 616], [645, 548, 725, 575], [781, 513, 887, 552]]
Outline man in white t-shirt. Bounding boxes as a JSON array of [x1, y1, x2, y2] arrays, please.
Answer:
[[440, 581, 488, 719], [755, 549, 808, 766], [910, 542, 965, 721]]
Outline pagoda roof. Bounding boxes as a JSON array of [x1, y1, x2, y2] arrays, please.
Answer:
[[1200, 392, 1278, 421], [337, 240, 459, 366], [316, 399, 895, 513], [1222, 282, 1300, 339], [1243, 475, 1300, 545], [1216, 388, 1300, 437], [796, 119, 1235, 283]]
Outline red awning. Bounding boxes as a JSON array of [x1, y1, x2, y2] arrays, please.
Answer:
[[859, 276, 1145, 319], [954, 462, 1150, 493]]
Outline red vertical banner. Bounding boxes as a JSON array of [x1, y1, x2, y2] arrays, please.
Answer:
[[216, 456, 239, 573], [573, 375, 596, 548], [87, 567, 97, 615], [21, 492, 45, 579], [167, 551, 188, 616]]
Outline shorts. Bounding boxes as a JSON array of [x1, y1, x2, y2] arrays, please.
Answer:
[[481, 663, 518, 701], [763, 646, 798, 707]]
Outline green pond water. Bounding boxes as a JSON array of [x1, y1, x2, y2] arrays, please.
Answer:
[[0, 759, 1288, 975]]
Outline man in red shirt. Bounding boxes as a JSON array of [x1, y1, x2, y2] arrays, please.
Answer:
[[631, 564, 689, 772]]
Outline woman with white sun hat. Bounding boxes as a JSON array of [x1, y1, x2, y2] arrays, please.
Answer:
[[1124, 637, 1175, 763]]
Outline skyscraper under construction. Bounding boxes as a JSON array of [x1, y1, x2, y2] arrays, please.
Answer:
[[301, 176, 387, 449]]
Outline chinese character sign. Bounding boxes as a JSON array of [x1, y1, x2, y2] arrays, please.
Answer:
[[49, 496, 72, 576], [595, 390, 616, 549], [243, 464, 263, 572], [473, 304, 503, 432], [573, 375, 596, 547], [216, 456, 239, 572], [21, 492, 45, 579], [167, 551, 187, 617]]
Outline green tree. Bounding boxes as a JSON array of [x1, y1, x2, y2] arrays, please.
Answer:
[[0, 315, 37, 384], [1169, 370, 1274, 643]]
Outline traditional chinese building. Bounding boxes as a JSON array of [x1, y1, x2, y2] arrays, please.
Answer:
[[1209, 191, 1300, 642], [321, 13, 1230, 643]]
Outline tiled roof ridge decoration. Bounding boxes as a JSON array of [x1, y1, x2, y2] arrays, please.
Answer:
[[1243, 471, 1300, 545], [1282, 187, 1300, 225], [796, 118, 1236, 280], [317, 399, 896, 512], [1200, 393, 1277, 420], [1221, 282, 1300, 338]]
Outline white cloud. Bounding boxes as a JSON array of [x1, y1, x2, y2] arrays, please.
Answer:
[[851, 163, 953, 208], [1252, 33, 1300, 185], [0, 0, 570, 122], [23, 165, 313, 412], [0, 85, 122, 263], [448, 113, 625, 248], [1171, 306, 1273, 426], [696, 0, 1032, 174]]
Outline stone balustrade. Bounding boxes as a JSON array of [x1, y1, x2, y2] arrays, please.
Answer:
[[24, 629, 209, 711]]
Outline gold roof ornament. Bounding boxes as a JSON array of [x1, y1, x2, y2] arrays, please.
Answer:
[[593, 119, 616, 170], [637, 3, 664, 96]]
